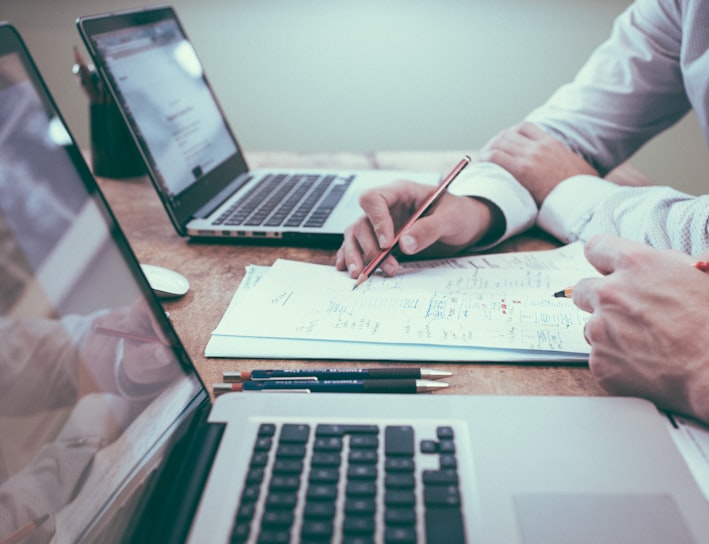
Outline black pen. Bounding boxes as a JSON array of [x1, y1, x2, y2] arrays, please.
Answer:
[[213, 379, 449, 394], [223, 367, 452, 382]]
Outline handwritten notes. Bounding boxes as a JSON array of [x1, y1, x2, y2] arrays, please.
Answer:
[[208, 243, 598, 362]]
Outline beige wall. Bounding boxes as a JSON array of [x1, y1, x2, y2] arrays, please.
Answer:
[[3, 0, 706, 194]]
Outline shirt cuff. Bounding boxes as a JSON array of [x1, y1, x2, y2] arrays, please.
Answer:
[[448, 162, 537, 249], [538, 175, 620, 242]]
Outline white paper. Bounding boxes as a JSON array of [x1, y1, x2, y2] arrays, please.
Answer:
[[207, 244, 597, 361]]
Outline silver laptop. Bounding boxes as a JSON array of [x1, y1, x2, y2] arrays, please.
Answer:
[[76, 5, 439, 247], [2, 22, 708, 544]]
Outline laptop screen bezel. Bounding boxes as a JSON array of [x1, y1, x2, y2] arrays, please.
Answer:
[[77, 5, 252, 236]]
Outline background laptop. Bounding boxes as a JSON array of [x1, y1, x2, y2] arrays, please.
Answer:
[[76, 5, 439, 247], [2, 22, 709, 544]]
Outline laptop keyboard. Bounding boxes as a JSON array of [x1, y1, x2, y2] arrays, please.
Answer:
[[231, 422, 466, 543], [213, 173, 354, 229]]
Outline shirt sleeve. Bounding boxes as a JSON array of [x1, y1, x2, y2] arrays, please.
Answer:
[[448, 161, 537, 250], [539, 175, 709, 254], [526, 0, 690, 176]]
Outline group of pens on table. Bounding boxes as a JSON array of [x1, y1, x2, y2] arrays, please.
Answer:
[[212, 368, 453, 395]]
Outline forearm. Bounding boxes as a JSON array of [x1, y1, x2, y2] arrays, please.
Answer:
[[539, 176, 709, 254], [526, 0, 689, 175]]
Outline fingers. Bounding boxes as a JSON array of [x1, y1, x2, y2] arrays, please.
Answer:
[[336, 217, 400, 278]]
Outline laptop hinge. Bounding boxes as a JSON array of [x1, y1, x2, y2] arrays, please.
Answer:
[[127, 399, 226, 543]]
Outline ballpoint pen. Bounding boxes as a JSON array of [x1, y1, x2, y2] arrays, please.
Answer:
[[213, 379, 449, 394], [553, 260, 709, 298], [353, 155, 472, 290], [223, 367, 452, 382]]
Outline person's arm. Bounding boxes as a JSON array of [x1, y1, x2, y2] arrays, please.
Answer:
[[526, 0, 690, 176], [572, 234, 709, 424], [539, 177, 709, 254]]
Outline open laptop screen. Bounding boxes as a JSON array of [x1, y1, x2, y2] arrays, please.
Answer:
[[89, 17, 237, 197], [79, 7, 251, 231], [0, 24, 203, 543]]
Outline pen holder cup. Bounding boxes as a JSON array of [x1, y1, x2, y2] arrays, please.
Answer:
[[90, 101, 145, 179]]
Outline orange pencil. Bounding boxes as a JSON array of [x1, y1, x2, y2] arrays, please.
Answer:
[[353, 155, 471, 290]]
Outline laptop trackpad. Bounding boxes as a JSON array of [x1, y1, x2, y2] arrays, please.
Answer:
[[514, 494, 694, 544]]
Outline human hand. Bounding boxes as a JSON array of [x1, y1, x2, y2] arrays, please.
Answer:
[[335, 180, 502, 278], [478, 122, 598, 205], [81, 298, 180, 398], [572, 234, 709, 423]]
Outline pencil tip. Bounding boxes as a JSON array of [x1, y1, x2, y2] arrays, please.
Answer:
[[352, 274, 367, 290], [552, 290, 565, 298]]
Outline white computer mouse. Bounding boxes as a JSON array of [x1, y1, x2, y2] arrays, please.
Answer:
[[140, 264, 190, 299]]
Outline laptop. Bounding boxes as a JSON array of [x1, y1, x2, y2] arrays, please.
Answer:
[[75, 5, 439, 247], [2, 22, 709, 544]]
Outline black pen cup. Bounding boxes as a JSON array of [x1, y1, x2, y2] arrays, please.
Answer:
[[90, 101, 145, 179]]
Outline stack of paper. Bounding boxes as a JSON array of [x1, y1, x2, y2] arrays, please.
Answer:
[[207, 243, 599, 363]]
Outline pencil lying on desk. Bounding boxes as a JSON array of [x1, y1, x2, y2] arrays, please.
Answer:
[[353, 155, 471, 290], [213, 379, 449, 394], [223, 367, 452, 382], [553, 260, 709, 298]]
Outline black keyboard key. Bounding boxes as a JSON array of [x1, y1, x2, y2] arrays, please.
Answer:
[[385, 426, 414, 457], [251, 451, 269, 467], [422, 469, 459, 486], [437, 426, 455, 440], [306, 484, 338, 501], [439, 454, 457, 470], [279, 423, 310, 443], [316, 424, 379, 436], [231, 521, 250, 543], [385, 458, 414, 473], [385, 490, 415, 507], [385, 526, 416, 543], [313, 436, 343, 451], [265, 493, 298, 510], [385, 473, 415, 489], [245, 468, 265, 485], [261, 510, 294, 528], [268, 475, 300, 491], [303, 501, 336, 519], [385, 508, 416, 526], [420, 440, 438, 454], [423, 485, 461, 507], [349, 450, 378, 464], [254, 437, 273, 451], [343, 516, 375, 535], [240, 485, 260, 503], [346, 481, 376, 497], [301, 519, 334, 541], [272, 458, 303, 474], [309, 467, 339, 483], [276, 444, 306, 458], [257, 529, 291, 543], [350, 435, 379, 449], [311, 452, 341, 467], [347, 465, 377, 480], [345, 498, 376, 515], [425, 506, 466, 543]]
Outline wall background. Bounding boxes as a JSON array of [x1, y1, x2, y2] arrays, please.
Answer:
[[3, 0, 707, 194]]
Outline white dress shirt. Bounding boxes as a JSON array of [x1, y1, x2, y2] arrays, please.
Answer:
[[451, 0, 709, 255]]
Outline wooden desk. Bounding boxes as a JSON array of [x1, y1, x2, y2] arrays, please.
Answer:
[[96, 151, 609, 398]]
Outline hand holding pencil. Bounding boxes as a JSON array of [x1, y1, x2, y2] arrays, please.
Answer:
[[553, 234, 709, 424], [337, 155, 496, 287]]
